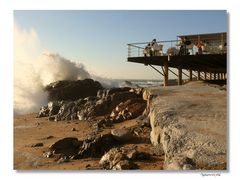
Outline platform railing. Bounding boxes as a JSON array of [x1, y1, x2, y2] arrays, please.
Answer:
[[127, 40, 179, 58], [127, 38, 227, 58]]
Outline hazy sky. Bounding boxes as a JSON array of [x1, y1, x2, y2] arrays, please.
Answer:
[[14, 10, 227, 80]]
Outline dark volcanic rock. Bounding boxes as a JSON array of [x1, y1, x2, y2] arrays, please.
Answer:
[[48, 101, 61, 116], [44, 133, 119, 160], [75, 133, 118, 159], [55, 101, 78, 121], [45, 79, 103, 101], [38, 86, 146, 123], [110, 91, 139, 107], [49, 137, 82, 157]]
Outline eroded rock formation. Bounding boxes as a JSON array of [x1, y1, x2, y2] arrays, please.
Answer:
[[146, 81, 227, 170]]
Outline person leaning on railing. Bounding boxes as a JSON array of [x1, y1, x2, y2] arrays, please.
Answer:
[[143, 39, 163, 57], [195, 41, 205, 55], [143, 39, 156, 57], [143, 43, 151, 57], [178, 37, 191, 55], [150, 39, 157, 56]]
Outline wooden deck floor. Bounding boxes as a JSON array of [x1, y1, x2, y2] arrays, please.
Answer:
[[127, 54, 227, 73]]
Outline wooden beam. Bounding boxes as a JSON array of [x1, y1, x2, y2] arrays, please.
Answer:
[[204, 72, 207, 80], [149, 64, 164, 76], [164, 60, 168, 86], [214, 73, 216, 80], [182, 70, 189, 78], [168, 68, 178, 77], [178, 68, 182, 85], [197, 71, 201, 80]]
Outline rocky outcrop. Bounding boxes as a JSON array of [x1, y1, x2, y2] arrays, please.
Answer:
[[146, 81, 227, 170], [38, 85, 146, 123], [75, 133, 118, 159], [38, 101, 61, 118], [37, 79, 226, 170], [43, 133, 119, 160], [45, 79, 103, 101]]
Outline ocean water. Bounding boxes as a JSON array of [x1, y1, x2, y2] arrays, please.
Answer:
[[119, 79, 163, 88]]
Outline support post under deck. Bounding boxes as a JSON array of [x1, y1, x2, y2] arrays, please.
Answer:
[[189, 69, 192, 81], [197, 71, 201, 80], [178, 68, 182, 85], [164, 60, 168, 86]]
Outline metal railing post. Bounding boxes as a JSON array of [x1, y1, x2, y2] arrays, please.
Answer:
[[128, 45, 131, 57]]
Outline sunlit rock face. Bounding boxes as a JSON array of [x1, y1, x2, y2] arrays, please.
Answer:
[[147, 81, 227, 170]]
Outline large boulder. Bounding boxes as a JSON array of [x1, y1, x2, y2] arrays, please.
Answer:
[[147, 81, 227, 170], [47, 137, 82, 158], [45, 79, 103, 101]]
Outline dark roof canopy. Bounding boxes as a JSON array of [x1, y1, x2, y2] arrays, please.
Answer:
[[178, 32, 227, 42]]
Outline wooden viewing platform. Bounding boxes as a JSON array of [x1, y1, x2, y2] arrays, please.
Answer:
[[127, 32, 227, 86]]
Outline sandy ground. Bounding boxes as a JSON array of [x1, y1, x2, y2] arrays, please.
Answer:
[[14, 113, 164, 170]]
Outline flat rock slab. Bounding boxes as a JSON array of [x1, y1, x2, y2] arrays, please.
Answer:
[[147, 81, 227, 170]]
